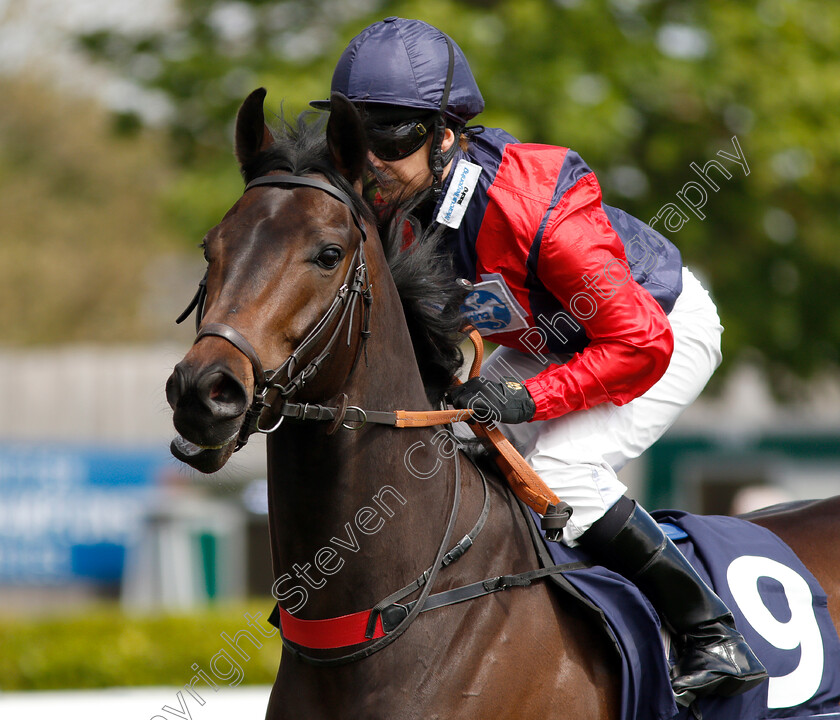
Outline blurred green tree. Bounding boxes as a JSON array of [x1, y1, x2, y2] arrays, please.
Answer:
[[76, 0, 840, 389], [0, 79, 186, 344]]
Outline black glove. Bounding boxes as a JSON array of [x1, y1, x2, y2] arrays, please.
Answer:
[[449, 376, 536, 425]]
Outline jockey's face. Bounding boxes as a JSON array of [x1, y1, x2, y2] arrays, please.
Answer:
[[368, 127, 456, 201]]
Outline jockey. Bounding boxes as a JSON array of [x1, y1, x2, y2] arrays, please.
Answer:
[[312, 17, 767, 706]]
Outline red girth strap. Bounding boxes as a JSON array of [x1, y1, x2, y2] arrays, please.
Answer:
[[277, 605, 386, 649]]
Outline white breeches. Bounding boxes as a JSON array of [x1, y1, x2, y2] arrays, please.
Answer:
[[484, 268, 722, 545]]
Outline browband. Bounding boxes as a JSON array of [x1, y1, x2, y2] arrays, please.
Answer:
[[245, 174, 367, 243]]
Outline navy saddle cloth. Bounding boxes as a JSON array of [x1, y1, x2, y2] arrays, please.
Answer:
[[532, 509, 840, 720]]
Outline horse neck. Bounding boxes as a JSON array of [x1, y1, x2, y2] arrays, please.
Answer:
[[265, 241, 469, 619]]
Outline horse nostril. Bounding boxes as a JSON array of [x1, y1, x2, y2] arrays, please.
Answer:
[[166, 365, 187, 409], [200, 369, 249, 416]]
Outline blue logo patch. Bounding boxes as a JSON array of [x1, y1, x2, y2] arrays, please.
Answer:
[[462, 289, 512, 331]]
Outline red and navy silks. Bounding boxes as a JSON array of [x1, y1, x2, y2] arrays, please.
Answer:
[[434, 128, 683, 421]]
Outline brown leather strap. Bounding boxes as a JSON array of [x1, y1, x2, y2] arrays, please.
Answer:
[[273, 326, 564, 517], [196, 322, 267, 387], [394, 409, 473, 428], [326, 393, 350, 435], [454, 326, 561, 516], [387, 329, 485, 428], [465, 327, 483, 379], [469, 422, 559, 515]]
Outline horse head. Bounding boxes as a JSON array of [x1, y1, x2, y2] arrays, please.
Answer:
[[166, 88, 373, 473]]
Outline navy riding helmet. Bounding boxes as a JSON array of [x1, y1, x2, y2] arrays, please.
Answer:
[[312, 17, 484, 192]]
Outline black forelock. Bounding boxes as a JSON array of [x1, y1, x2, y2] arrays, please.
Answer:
[[238, 110, 373, 230]]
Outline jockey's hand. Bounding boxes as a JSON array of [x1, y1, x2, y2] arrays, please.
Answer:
[[449, 376, 536, 425]]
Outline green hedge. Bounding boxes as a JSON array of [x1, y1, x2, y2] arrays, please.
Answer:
[[0, 602, 282, 691]]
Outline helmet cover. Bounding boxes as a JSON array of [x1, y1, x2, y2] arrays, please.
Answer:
[[312, 17, 484, 124]]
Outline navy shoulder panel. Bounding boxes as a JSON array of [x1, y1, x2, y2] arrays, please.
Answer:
[[602, 204, 683, 314]]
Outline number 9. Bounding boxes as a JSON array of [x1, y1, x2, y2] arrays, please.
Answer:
[[726, 555, 825, 709]]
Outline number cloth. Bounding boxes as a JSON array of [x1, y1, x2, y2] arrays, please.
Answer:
[[535, 508, 840, 720], [656, 510, 840, 719]]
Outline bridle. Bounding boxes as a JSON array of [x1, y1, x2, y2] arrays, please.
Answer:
[[174, 170, 575, 666], [175, 171, 493, 666], [176, 173, 373, 450]]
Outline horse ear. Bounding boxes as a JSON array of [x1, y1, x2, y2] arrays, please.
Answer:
[[235, 87, 274, 169], [326, 92, 367, 185]]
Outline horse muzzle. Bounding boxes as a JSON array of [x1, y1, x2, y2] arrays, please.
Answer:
[[166, 361, 251, 472]]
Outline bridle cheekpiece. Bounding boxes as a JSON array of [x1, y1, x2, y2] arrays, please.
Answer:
[[176, 173, 373, 450]]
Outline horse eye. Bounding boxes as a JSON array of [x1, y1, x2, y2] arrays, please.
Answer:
[[316, 247, 343, 269]]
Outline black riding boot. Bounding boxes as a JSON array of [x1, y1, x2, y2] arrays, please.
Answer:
[[578, 496, 768, 707]]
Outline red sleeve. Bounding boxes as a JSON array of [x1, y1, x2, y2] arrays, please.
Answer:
[[522, 173, 674, 421]]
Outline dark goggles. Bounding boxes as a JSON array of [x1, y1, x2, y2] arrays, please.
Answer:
[[366, 119, 431, 162]]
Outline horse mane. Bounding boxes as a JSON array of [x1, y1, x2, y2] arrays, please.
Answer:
[[380, 212, 467, 404], [241, 111, 466, 404]]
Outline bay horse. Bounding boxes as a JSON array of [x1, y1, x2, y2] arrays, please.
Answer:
[[166, 88, 840, 720]]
